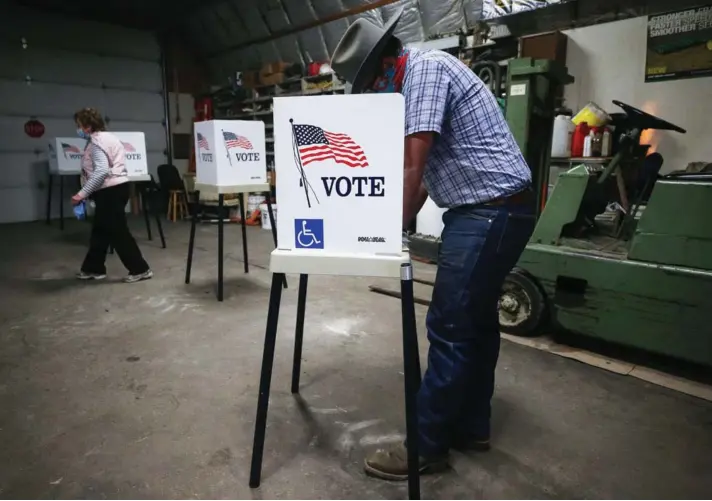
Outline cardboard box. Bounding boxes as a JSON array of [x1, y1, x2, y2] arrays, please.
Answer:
[[260, 72, 285, 86], [267, 61, 291, 74], [259, 61, 291, 85], [259, 64, 273, 82], [241, 70, 258, 89]]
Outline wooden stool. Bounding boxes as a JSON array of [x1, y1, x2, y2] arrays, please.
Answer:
[[168, 190, 189, 222]]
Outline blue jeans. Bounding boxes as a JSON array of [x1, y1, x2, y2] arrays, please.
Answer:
[[417, 204, 535, 457]]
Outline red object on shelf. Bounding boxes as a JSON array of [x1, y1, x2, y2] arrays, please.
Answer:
[[571, 122, 590, 157], [24, 118, 45, 138], [307, 62, 321, 76]]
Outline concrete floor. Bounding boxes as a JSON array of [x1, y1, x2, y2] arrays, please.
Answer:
[[1, 218, 711, 499]]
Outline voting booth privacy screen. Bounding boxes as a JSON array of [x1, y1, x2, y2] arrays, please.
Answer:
[[273, 94, 405, 257], [48, 133, 148, 178], [113, 132, 149, 178], [48, 137, 84, 174], [194, 120, 267, 187]]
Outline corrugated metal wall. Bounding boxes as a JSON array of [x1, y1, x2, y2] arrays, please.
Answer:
[[183, 0, 484, 81], [0, 4, 167, 223]]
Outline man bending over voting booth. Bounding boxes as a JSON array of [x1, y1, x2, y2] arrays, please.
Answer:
[[250, 5, 536, 500]]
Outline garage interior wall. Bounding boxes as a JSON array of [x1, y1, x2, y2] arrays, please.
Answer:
[[168, 93, 195, 175], [0, 4, 168, 224], [563, 16, 712, 174]]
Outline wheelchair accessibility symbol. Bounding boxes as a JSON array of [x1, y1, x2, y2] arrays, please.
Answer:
[[294, 219, 324, 249]]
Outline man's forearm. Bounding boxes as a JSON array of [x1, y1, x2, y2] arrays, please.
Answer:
[[402, 132, 434, 227], [403, 167, 427, 227]]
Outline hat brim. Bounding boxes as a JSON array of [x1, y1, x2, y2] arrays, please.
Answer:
[[350, 7, 404, 94]]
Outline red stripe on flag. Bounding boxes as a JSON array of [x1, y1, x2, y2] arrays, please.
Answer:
[[297, 130, 368, 168]]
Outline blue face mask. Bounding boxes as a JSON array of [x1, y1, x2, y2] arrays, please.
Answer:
[[370, 48, 409, 94], [77, 128, 89, 139], [371, 64, 397, 93]]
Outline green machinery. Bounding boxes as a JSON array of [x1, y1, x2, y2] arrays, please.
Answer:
[[504, 57, 574, 218], [499, 96, 712, 367]]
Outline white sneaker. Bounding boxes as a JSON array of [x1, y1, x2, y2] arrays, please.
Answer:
[[76, 271, 106, 280], [123, 270, 153, 283]]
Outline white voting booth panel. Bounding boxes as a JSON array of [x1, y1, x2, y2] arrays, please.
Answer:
[[113, 132, 149, 179], [47, 133, 148, 179], [250, 94, 421, 500], [272, 94, 408, 278], [194, 120, 267, 192], [48, 137, 84, 174]]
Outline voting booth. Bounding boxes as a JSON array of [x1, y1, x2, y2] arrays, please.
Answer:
[[113, 131, 150, 180], [112, 131, 164, 247], [193, 120, 267, 188], [248, 94, 422, 499], [48, 137, 84, 174], [46, 137, 84, 230], [47, 133, 149, 179], [45, 133, 164, 248], [185, 119, 282, 302]]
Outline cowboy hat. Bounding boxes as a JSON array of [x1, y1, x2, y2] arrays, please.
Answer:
[[331, 6, 404, 94]]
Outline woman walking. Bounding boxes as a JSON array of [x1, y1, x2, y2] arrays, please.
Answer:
[[71, 108, 153, 283]]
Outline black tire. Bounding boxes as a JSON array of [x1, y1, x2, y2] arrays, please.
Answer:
[[498, 268, 547, 337]]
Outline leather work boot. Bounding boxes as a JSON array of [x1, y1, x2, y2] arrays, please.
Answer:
[[363, 442, 448, 481]]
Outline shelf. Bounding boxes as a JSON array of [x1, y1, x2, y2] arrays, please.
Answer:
[[303, 72, 336, 81], [216, 73, 346, 121], [249, 85, 345, 101]]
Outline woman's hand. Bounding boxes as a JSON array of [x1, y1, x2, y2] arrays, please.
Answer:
[[71, 193, 84, 205]]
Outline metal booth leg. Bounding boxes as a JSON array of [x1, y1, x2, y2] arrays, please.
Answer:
[[400, 262, 421, 500], [265, 197, 287, 289], [217, 193, 225, 302], [184, 190, 200, 284], [59, 175, 65, 231], [290, 274, 308, 394], [238, 193, 249, 274], [46, 173, 53, 225], [249, 272, 286, 488], [141, 186, 153, 242], [153, 198, 167, 249]]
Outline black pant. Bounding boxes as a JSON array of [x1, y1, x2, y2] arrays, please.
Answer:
[[81, 183, 150, 275]]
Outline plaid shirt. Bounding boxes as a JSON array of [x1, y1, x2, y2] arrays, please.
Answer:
[[403, 48, 531, 208]]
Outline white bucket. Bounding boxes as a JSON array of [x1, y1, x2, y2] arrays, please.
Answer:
[[260, 203, 276, 230], [247, 195, 265, 215]]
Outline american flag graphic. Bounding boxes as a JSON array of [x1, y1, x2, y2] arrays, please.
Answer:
[[61, 143, 81, 158], [293, 124, 368, 168], [121, 141, 136, 152], [223, 131, 253, 150], [197, 133, 210, 151]]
